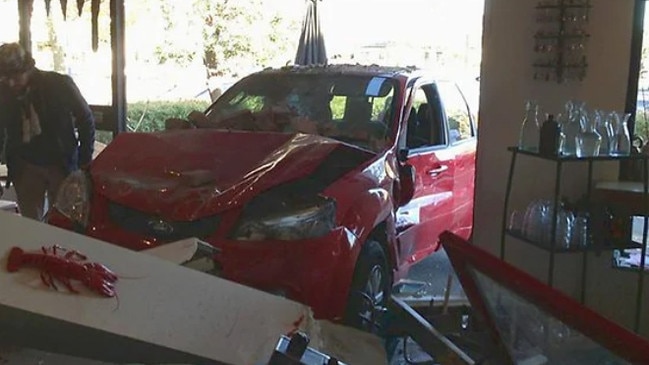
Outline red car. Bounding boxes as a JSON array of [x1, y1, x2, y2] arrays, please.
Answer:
[[48, 65, 477, 329]]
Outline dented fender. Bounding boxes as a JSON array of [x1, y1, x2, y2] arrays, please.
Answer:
[[328, 188, 396, 301]]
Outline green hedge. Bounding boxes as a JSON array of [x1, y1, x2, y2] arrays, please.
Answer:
[[96, 100, 211, 144], [636, 112, 649, 144], [127, 100, 211, 132]]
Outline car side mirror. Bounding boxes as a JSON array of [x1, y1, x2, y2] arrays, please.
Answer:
[[398, 163, 416, 207]]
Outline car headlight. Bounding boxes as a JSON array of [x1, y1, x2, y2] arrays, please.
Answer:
[[230, 194, 336, 241], [53, 170, 91, 228]]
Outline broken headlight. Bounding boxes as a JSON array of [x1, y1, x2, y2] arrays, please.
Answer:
[[53, 170, 91, 228], [230, 194, 336, 241]]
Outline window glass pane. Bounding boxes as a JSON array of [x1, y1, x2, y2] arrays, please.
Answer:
[[437, 82, 473, 143], [406, 87, 431, 149], [204, 72, 399, 152], [472, 269, 630, 364], [330, 95, 346, 120], [620, 5, 649, 267], [0, 0, 18, 44], [635, 5, 649, 144], [24, 1, 112, 105]]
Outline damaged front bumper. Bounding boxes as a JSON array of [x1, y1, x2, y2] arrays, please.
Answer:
[[48, 206, 357, 321]]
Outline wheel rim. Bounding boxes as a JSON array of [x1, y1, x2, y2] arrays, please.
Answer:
[[366, 264, 384, 303], [358, 264, 385, 330]]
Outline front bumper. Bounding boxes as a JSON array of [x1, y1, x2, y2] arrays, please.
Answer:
[[48, 208, 357, 320], [215, 227, 355, 320]]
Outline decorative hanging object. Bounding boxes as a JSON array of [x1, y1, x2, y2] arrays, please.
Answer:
[[38, 0, 102, 52], [76, 0, 85, 16], [44, 0, 52, 16], [533, 0, 591, 83], [60, 0, 68, 20], [91, 0, 100, 51]]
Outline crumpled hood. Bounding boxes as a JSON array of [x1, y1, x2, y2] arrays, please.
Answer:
[[90, 129, 372, 220]]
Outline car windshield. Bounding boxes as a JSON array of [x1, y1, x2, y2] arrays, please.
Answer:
[[202, 72, 399, 152]]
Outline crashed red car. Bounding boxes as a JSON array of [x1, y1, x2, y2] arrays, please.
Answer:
[[48, 65, 478, 328]]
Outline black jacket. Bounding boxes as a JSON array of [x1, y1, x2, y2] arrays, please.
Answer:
[[0, 69, 95, 183]]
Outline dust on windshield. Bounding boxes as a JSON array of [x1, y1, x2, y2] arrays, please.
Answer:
[[202, 72, 398, 152]]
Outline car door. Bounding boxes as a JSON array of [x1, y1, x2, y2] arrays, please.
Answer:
[[436, 81, 478, 240], [396, 81, 455, 266]]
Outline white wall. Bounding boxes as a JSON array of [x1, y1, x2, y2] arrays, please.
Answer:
[[474, 0, 648, 335]]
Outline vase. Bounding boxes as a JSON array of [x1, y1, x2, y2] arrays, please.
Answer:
[[595, 110, 613, 155], [609, 112, 632, 156], [560, 100, 580, 156], [518, 100, 540, 152], [575, 106, 602, 158]]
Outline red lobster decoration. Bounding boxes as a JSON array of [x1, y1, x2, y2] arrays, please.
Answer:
[[6, 245, 118, 298]]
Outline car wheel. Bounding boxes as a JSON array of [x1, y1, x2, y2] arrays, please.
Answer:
[[343, 240, 392, 333]]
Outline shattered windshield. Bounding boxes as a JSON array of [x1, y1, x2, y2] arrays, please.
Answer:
[[203, 72, 399, 152]]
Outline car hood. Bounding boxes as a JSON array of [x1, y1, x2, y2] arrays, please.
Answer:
[[90, 130, 373, 220]]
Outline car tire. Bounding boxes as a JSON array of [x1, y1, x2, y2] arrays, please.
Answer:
[[343, 239, 392, 333]]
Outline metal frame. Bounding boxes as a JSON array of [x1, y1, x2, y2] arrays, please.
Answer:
[[442, 230, 649, 364], [499, 146, 649, 333], [386, 296, 479, 364]]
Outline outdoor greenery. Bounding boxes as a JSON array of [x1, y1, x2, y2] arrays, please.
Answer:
[[135, 0, 300, 77], [95, 100, 211, 144], [635, 112, 649, 145], [126, 100, 212, 132]]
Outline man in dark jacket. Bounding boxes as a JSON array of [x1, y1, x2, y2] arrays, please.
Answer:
[[0, 42, 95, 220]]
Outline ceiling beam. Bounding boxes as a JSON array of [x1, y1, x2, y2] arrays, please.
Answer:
[[110, 0, 127, 135]]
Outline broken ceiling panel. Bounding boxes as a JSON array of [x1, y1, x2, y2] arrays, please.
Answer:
[[60, 0, 68, 20], [91, 0, 99, 51], [39, 0, 102, 51]]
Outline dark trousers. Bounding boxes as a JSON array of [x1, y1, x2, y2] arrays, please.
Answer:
[[12, 158, 67, 221]]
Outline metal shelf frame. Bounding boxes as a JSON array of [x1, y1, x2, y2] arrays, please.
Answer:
[[499, 146, 649, 333]]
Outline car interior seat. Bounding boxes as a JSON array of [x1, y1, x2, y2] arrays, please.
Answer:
[[344, 96, 372, 124], [417, 102, 445, 146], [406, 107, 425, 148]]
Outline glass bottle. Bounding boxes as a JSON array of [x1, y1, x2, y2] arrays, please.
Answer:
[[555, 202, 574, 250], [539, 114, 560, 156], [572, 212, 590, 248], [575, 106, 602, 157], [518, 100, 540, 152], [560, 100, 580, 156], [610, 112, 632, 156], [570, 196, 591, 249]]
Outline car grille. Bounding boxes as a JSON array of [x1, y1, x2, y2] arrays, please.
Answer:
[[108, 202, 220, 242]]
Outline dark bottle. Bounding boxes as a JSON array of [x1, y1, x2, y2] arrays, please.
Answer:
[[539, 114, 560, 156]]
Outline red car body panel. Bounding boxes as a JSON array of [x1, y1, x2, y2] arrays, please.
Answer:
[[49, 144, 394, 320], [48, 66, 476, 321], [90, 131, 348, 220]]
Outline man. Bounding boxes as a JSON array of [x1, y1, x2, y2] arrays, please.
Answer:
[[0, 42, 95, 221]]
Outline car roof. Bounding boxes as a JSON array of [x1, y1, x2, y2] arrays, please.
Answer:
[[252, 63, 426, 81]]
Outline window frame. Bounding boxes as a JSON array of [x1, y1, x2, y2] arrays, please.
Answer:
[[625, 0, 646, 174]]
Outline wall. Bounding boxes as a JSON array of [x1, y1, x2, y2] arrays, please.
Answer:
[[473, 0, 648, 335]]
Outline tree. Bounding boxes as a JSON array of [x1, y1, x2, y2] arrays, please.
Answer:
[[147, 0, 299, 77], [192, 0, 299, 76]]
